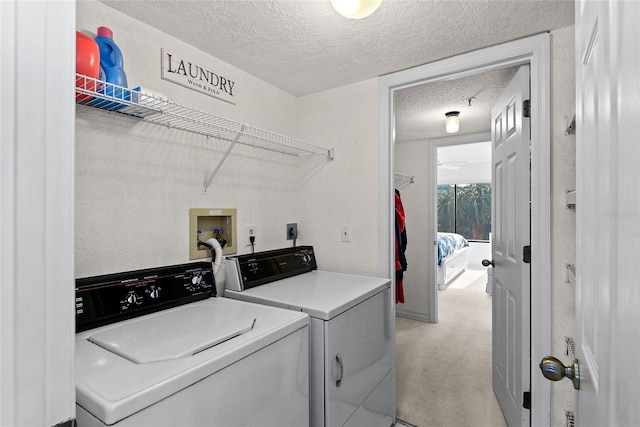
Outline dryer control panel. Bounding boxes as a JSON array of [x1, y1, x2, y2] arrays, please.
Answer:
[[225, 246, 317, 291], [76, 262, 215, 332]]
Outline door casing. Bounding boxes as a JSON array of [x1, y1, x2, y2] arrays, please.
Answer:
[[378, 34, 552, 425]]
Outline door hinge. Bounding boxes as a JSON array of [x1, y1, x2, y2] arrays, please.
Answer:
[[523, 391, 531, 410], [523, 245, 531, 264], [523, 99, 531, 118]]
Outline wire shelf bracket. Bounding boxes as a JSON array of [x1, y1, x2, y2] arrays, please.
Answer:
[[75, 74, 335, 191], [394, 172, 415, 190], [203, 126, 244, 193]]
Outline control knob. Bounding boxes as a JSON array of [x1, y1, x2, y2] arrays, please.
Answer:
[[149, 287, 160, 299], [191, 274, 202, 287], [125, 292, 139, 305]]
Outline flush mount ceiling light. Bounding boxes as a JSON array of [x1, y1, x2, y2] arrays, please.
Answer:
[[330, 0, 382, 19], [445, 111, 460, 133]]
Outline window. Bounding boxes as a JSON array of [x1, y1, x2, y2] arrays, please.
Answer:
[[437, 183, 491, 241]]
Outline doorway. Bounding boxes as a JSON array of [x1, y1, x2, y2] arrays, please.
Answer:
[[379, 34, 552, 425], [394, 79, 501, 426], [398, 139, 497, 426], [435, 141, 492, 299]]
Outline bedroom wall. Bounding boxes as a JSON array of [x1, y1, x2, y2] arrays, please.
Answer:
[[467, 242, 490, 269], [437, 161, 491, 185]]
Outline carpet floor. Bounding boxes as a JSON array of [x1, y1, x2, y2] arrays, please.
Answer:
[[395, 269, 507, 427]]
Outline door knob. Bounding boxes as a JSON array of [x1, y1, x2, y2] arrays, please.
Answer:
[[539, 356, 580, 390], [482, 259, 494, 267]]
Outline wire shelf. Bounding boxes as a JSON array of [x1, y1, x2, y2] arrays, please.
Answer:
[[394, 172, 415, 190], [75, 74, 334, 189]]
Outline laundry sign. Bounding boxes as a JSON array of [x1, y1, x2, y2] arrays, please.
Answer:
[[161, 48, 236, 104]]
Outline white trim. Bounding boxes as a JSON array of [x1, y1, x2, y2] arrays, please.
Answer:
[[378, 79, 394, 281], [379, 34, 552, 426], [396, 310, 430, 323], [1, 0, 76, 424]]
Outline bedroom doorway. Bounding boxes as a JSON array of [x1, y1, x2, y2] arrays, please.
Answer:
[[382, 34, 553, 426], [435, 141, 492, 295], [394, 74, 510, 426]]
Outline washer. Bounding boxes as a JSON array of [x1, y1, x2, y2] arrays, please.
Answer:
[[75, 262, 309, 426], [225, 247, 395, 427]]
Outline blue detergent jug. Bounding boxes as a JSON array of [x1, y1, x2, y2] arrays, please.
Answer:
[[94, 26, 129, 109]]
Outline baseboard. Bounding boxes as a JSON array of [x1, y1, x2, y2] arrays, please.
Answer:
[[396, 309, 430, 323]]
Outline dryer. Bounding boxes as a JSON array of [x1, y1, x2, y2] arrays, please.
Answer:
[[75, 262, 309, 426], [225, 247, 395, 427]]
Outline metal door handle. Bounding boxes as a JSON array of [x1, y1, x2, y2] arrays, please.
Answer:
[[335, 354, 343, 387], [482, 259, 495, 267], [539, 356, 580, 390]]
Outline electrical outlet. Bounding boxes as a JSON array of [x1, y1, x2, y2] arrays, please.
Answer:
[[286, 223, 297, 240], [246, 225, 256, 244], [341, 225, 350, 243]]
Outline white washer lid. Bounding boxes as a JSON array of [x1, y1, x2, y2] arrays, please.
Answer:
[[76, 297, 308, 425], [88, 305, 255, 363], [226, 270, 391, 320]]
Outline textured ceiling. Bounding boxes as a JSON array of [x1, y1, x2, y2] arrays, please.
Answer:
[[99, 0, 575, 97], [394, 66, 520, 142]]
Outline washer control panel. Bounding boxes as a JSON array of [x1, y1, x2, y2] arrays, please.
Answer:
[[76, 262, 215, 332], [225, 246, 317, 291]]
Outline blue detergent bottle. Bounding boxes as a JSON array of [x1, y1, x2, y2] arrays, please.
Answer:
[[94, 26, 128, 108]]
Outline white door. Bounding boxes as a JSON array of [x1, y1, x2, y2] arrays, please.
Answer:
[[574, 0, 640, 425], [491, 65, 530, 427]]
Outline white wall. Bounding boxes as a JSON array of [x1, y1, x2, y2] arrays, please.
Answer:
[[549, 25, 577, 426], [437, 162, 491, 184], [76, 0, 383, 280], [393, 140, 431, 320], [467, 241, 491, 269], [76, 1, 316, 277], [296, 79, 382, 276]]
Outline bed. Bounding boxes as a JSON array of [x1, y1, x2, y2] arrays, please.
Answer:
[[437, 232, 469, 290]]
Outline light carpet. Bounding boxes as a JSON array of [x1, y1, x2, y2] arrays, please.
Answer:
[[395, 269, 507, 427]]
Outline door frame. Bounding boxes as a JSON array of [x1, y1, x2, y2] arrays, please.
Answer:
[[1, 0, 76, 423], [378, 34, 551, 425]]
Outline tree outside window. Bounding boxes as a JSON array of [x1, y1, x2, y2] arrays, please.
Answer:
[[437, 183, 491, 241]]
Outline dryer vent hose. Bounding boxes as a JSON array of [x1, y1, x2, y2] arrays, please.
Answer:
[[204, 238, 226, 296]]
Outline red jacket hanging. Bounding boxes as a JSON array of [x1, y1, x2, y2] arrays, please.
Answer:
[[395, 190, 408, 303]]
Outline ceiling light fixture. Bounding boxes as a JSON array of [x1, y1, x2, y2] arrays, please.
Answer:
[[445, 111, 460, 133], [330, 0, 382, 19]]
